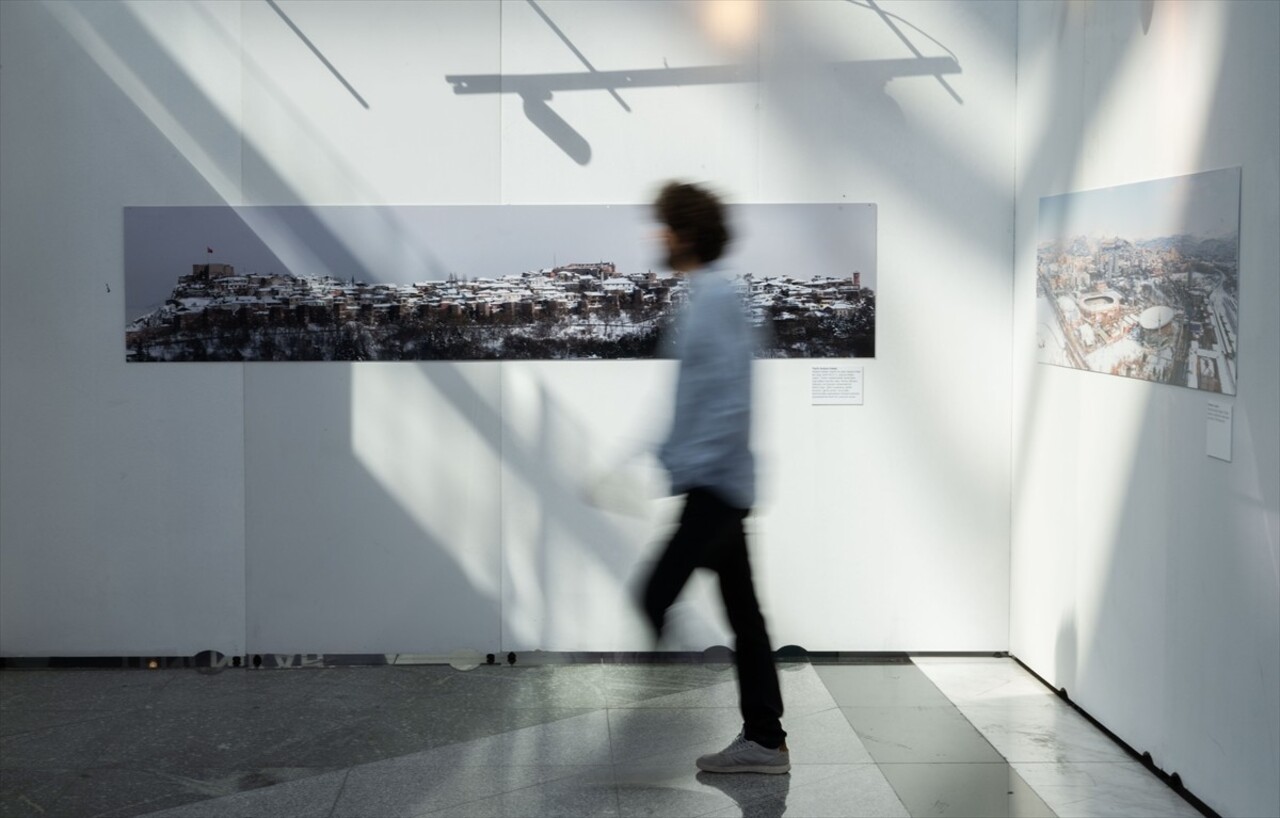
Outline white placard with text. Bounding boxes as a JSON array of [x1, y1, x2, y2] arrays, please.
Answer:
[[1207, 400, 1233, 462], [811, 364, 864, 405]]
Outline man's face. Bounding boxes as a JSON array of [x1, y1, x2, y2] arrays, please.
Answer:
[[661, 226, 697, 273]]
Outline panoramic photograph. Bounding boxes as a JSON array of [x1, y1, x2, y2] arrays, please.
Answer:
[[1036, 168, 1240, 394], [125, 204, 877, 362]]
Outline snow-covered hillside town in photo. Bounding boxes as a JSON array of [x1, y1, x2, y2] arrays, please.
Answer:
[[124, 204, 876, 362], [1035, 168, 1240, 394]]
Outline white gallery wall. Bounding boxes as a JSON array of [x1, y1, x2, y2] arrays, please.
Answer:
[[4, 1, 1278, 814], [1010, 3, 1280, 818], [1, 0, 1016, 656], [0, 0, 251, 656]]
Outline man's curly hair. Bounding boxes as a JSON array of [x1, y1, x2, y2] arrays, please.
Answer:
[[654, 181, 732, 265]]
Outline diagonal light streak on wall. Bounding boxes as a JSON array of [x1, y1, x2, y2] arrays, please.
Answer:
[[1011, 0, 1232, 690], [43, 2, 243, 208], [44, 0, 1021, 653], [350, 363, 504, 601]]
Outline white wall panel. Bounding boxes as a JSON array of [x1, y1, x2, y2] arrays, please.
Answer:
[[230, 0, 506, 655], [244, 363, 503, 654], [2, 0, 1016, 660], [494, 0, 1016, 651], [1010, 3, 1280, 817], [497, 0, 762, 203], [753, 359, 1011, 652], [0, 0, 248, 656], [499, 361, 709, 651], [240, 0, 502, 205], [753, 0, 1017, 650]]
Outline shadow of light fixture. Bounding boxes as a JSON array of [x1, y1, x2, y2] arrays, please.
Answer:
[[859, 0, 963, 105], [526, 0, 630, 113], [521, 90, 592, 165], [448, 58, 955, 165], [447, 1, 962, 165]]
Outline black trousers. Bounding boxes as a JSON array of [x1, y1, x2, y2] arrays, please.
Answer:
[[641, 487, 786, 749]]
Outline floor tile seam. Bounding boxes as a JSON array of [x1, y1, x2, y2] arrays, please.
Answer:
[[324, 768, 354, 818], [604, 703, 749, 711], [153, 765, 609, 818], [428, 700, 612, 712], [605, 692, 620, 769], [847, 758, 916, 817], [1005, 762, 1202, 815], [875, 762, 990, 817], [873, 760, 1038, 767], [833, 706, 1011, 768], [406, 765, 618, 818], [152, 672, 185, 700], [0, 700, 141, 709], [620, 761, 882, 773], [1006, 757, 1185, 796], [792, 703, 841, 715], [925, 693, 1059, 708], [4, 725, 133, 773], [765, 763, 874, 792], [864, 701, 967, 712], [1005, 783, 1130, 818], [5, 769, 74, 818], [0, 764, 85, 774], [927, 684, 1110, 818], [1007, 759, 1148, 769], [952, 699, 1073, 712], [139, 761, 347, 793], [124, 769, 346, 818], [0, 705, 151, 720], [950, 703, 1134, 753], [609, 740, 623, 818], [42, 765, 240, 818], [905, 665, 1028, 770], [90, 763, 317, 814], [606, 702, 738, 710], [240, 708, 375, 746], [603, 687, 740, 707], [0, 712, 121, 741], [605, 703, 742, 711], [85, 784, 223, 818], [875, 762, 1058, 818]]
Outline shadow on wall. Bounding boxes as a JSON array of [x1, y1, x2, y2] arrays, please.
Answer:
[[444, 0, 962, 165], [44, 0, 700, 655], [353, 360, 682, 652], [1012, 0, 1197, 629], [43, 0, 1026, 657], [1016, 4, 1280, 816]]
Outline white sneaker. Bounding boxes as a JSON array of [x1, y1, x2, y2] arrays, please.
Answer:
[[695, 732, 790, 774]]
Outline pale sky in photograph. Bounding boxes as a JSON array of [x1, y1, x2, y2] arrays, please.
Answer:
[[126, 203, 877, 320], [1037, 168, 1240, 244]]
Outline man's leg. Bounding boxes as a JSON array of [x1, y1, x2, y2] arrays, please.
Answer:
[[641, 489, 732, 636], [715, 516, 786, 749]]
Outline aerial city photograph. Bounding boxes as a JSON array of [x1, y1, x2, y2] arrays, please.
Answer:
[[1035, 168, 1240, 395], [125, 204, 877, 362]]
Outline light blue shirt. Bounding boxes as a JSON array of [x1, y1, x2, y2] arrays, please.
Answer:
[[658, 263, 755, 509]]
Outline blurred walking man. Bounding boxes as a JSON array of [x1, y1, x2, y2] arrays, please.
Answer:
[[641, 181, 789, 774]]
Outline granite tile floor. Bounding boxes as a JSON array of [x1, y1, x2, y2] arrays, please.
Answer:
[[0, 656, 1204, 818]]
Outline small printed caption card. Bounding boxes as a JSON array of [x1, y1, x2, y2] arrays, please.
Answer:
[[1206, 400, 1233, 462], [811, 364, 864, 406]]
